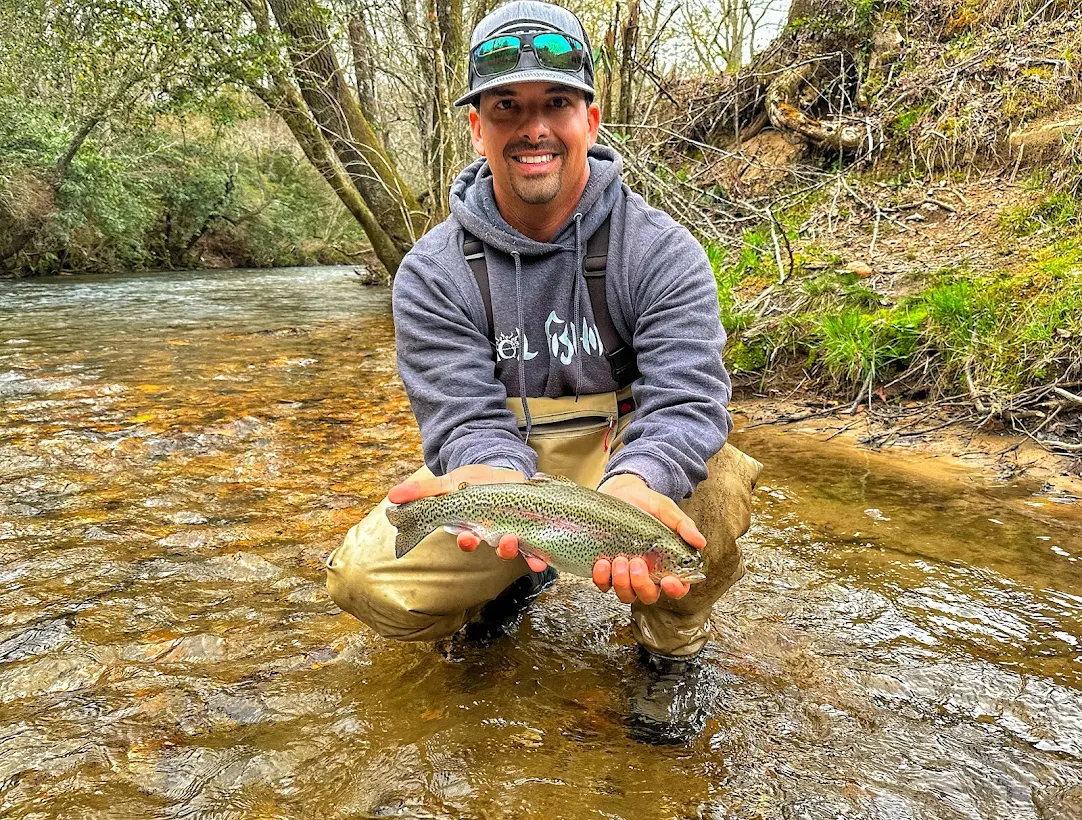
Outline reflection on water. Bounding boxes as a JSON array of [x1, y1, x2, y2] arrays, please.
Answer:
[[1, 267, 1081, 818]]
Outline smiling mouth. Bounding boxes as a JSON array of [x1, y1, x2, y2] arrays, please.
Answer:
[[513, 153, 557, 165]]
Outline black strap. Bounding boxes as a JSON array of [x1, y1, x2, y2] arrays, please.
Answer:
[[463, 215, 640, 387], [462, 231, 493, 343], [580, 216, 640, 386]]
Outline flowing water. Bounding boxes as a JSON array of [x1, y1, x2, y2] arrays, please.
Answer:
[[1, 267, 1081, 819]]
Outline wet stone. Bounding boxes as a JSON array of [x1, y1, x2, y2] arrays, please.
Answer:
[[160, 634, 227, 664], [0, 655, 107, 703], [0, 618, 74, 662], [158, 530, 212, 549], [168, 511, 209, 525], [141, 552, 284, 583], [84, 526, 122, 541]]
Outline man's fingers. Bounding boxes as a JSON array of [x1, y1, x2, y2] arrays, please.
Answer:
[[496, 534, 519, 561], [457, 531, 480, 552], [676, 518, 707, 550], [592, 558, 612, 592], [611, 556, 636, 604], [650, 499, 706, 549], [660, 575, 691, 599], [629, 557, 659, 605], [388, 466, 525, 505], [387, 481, 422, 504]]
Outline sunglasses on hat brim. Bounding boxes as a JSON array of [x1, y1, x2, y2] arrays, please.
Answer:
[[471, 31, 586, 77]]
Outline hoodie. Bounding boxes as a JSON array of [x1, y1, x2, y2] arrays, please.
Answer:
[[391, 145, 732, 502]]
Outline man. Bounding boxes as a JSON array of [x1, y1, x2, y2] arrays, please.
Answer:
[[327, 0, 761, 744]]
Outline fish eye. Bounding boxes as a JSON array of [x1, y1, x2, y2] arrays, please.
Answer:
[[681, 554, 697, 567]]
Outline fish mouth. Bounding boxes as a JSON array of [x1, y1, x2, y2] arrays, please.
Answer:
[[678, 570, 707, 584]]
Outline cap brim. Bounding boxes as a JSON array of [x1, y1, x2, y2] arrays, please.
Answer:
[[454, 71, 594, 107]]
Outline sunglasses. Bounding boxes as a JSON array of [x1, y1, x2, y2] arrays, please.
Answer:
[[472, 31, 586, 77]]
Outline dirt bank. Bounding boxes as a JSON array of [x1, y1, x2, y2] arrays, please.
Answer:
[[732, 391, 1082, 525]]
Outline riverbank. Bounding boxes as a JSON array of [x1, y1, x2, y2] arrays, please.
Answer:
[[706, 162, 1082, 470], [733, 390, 1082, 521]]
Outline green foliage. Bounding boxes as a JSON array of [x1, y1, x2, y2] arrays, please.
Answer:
[[814, 307, 923, 384], [718, 242, 1082, 396], [1001, 192, 1081, 237], [892, 104, 932, 135], [944, 31, 978, 61], [0, 98, 367, 275], [849, 0, 881, 26]]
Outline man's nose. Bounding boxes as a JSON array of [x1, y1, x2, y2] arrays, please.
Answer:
[[519, 106, 551, 143]]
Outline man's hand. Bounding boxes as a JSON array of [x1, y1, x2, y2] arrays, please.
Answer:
[[387, 464, 537, 564], [592, 474, 706, 605]]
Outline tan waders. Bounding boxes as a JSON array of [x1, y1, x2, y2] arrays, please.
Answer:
[[326, 391, 761, 658]]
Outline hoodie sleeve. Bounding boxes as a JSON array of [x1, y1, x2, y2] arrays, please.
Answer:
[[601, 225, 732, 501], [392, 251, 538, 478]]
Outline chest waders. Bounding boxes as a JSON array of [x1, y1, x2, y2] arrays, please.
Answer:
[[326, 221, 763, 658]]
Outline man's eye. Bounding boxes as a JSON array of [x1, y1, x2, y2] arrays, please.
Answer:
[[551, 97, 569, 108], [495, 100, 513, 110]]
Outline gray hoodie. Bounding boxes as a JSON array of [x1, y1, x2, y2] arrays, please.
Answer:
[[391, 145, 732, 501]]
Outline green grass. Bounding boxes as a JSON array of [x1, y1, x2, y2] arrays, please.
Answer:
[[717, 257, 1082, 395], [813, 306, 923, 386], [1001, 192, 1081, 236]]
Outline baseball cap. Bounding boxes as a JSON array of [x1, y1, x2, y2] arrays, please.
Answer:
[[454, 1, 595, 107]]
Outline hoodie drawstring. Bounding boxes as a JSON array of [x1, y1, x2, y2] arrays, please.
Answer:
[[512, 250, 533, 442]]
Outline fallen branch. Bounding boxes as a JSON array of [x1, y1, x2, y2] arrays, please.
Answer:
[[1052, 386, 1082, 405]]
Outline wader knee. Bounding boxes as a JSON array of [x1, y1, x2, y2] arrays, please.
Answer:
[[631, 443, 762, 658], [327, 542, 479, 642]]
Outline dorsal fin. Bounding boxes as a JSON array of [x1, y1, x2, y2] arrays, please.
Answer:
[[527, 472, 578, 487]]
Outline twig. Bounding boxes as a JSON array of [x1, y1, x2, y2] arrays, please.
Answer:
[[1040, 438, 1082, 452], [823, 419, 863, 441], [964, 357, 988, 416], [741, 402, 850, 429], [1052, 386, 1082, 405]]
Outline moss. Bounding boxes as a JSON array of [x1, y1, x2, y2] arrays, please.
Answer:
[[727, 338, 770, 373], [719, 246, 1082, 396], [892, 103, 932, 134]]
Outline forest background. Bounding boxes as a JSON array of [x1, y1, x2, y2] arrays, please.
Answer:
[[2, 0, 1081, 449]]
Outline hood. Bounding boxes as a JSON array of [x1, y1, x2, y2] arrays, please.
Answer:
[[449, 144, 623, 254]]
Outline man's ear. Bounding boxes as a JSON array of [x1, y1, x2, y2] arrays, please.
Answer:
[[469, 107, 486, 157], [586, 100, 601, 149]]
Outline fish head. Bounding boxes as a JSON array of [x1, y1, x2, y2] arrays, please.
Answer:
[[668, 548, 707, 583], [646, 538, 706, 584]]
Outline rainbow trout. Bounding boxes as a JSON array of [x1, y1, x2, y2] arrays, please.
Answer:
[[385, 474, 706, 582]]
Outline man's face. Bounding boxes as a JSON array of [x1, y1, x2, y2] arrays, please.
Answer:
[[469, 82, 601, 207]]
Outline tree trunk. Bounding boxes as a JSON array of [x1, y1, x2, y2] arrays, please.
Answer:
[[250, 75, 404, 273], [268, 0, 426, 262], [617, 0, 640, 128], [347, 13, 383, 146], [425, 0, 464, 217]]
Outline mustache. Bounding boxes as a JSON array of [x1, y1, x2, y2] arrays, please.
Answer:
[[504, 139, 564, 157]]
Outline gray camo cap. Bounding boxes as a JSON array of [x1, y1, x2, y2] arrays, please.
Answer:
[[454, 1, 595, 107]]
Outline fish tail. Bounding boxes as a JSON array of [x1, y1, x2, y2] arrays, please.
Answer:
[[385, 499, 438, 559]]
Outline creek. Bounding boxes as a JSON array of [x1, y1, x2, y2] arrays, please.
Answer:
[[1, 267, 1080, 819]]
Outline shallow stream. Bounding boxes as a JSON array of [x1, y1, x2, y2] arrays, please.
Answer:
[[1, 267, 1080, 819]]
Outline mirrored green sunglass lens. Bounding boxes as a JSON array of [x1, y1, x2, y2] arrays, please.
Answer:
[[474, 36, 521, 75], [533, 34, 582, 70]]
